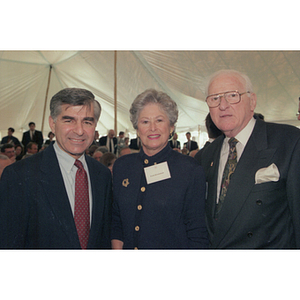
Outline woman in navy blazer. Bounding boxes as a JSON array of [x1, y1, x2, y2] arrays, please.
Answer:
[[111, 89, 208, 249]]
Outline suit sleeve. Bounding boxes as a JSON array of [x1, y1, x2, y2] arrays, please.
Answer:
[[0, 166, 28, 248], [100, 174, 113, 249], [286, 137, 300, 248], [183, 164, 209, 249], [111, 166, 124, 242]]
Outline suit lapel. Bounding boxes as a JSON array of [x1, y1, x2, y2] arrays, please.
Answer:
[[212, 120, 277, 247], [86, 156, 107, 247], [203, 136, 223, 234], [39, 144, 80, 247]]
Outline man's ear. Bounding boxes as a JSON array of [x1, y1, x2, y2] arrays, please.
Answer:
[[250, 93, 257, 111], [49, 116, 56, 134]]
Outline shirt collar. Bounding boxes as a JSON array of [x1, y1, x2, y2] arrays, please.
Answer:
[[53, 141, 86, 173], [224, 117, 256, 147]]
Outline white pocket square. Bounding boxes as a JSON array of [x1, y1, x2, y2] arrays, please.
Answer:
[[255, 163, 280, 184]]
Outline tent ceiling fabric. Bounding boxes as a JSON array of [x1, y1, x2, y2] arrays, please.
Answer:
[[1, 50, 299, 140]]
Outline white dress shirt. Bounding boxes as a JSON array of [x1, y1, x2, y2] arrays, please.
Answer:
[[53, 142, 93, 223], [216, 117, 256, 203]]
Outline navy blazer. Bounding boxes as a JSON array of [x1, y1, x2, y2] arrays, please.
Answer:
[[99, 136, 117, 154], [194, 118, 300, 249], [111, 144, 208, 249], [184, 140, 198, 151], [22, 129, 44, 150], [129, 138, 141, 150], [0, 143, 112, 249], [1, 135, 21, 146], [169, 139, 180, 149]]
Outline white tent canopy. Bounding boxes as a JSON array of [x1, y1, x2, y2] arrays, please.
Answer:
[[1, 50, 300, 146]]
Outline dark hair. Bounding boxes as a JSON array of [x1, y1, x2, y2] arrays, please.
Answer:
[[88, 144, 98, 156], [50, 88, 101, 122], [100, 152, 116, 167], [1, 143, 15, 153], [205, 113, 223, 139], [254, 112, 265, 121], [8, 127, 15, 133], [28, 122, 35, 127], [26, 142, 38, 150], [48, 131, 55, 138], [15, 144, 24, 156]]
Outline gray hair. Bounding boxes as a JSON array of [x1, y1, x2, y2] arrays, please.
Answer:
[[0, 154, 10, 160], [129, 89, 178, 130], [205, 69, 254, 96], [50, 88, 101, 122]]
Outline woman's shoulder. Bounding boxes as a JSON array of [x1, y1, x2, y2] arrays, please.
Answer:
[[114, 153, 140, 168]]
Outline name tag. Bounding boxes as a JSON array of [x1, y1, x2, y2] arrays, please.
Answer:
[[144, 161, 171, 185]]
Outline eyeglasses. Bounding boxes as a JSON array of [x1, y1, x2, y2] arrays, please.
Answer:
[[206, 90, 250, 108]]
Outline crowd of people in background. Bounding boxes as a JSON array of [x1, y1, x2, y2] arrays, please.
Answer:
[[0, 124, 204, 179], [1, 69, 300, 250]]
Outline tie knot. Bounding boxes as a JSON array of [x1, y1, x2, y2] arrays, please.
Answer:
[[228, 137, 238, 147], [74, 159, 84, 170]]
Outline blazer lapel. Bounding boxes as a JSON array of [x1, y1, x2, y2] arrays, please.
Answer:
[[39, 144, 80, 247], [86, 157, 107, 247], [212, 120, 277, 247]]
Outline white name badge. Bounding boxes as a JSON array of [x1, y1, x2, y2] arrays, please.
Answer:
[[144, 161, 171, 185]]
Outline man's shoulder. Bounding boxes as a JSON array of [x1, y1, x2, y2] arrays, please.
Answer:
[[257, 120, 300, 142], [3, 150, 47, 180], [195, 136, 223, 162]]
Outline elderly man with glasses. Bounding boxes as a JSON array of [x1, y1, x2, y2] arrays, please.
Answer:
[[194, 69, 300, 249]]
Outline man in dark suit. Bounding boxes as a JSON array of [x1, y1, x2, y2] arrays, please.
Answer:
[[21, 122, 44, 152], [0, 88, 112, 249], [99, 129, 117, 154], [1, 127, 21, 146], [129, 137, 141, 150], [169, 132, 181, 149], [194, 69, 300, 249], [184, 132, 198, 152]]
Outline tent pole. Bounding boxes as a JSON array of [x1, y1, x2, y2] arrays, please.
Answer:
[[114, 51, 117, 134], [41, 64, 52, 134]]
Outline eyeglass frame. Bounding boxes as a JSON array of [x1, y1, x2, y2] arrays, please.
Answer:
[[205, 90, 251, 108]]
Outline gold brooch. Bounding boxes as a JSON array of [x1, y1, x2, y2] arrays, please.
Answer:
[[210, 161, 214, 167], [122, 178, 129, 187]]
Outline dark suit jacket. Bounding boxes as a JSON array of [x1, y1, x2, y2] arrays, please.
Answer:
[[0, 142, 112, 249], [184, 140, 198, 151], [169, 139, 180, 149], [22, 129, 44, 151], [129, 138, 141, 150], [99, 136, 117, 154], [194, 118, 300, 249], [1, 135, 21, 146]]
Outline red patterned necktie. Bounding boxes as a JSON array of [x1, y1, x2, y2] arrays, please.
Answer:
[[215, 137, 238, 218], [74, 159, 90, 249]]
